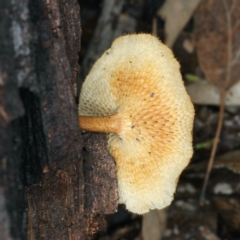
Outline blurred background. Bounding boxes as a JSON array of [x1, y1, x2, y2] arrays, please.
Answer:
[[79, 0, 240, 239]]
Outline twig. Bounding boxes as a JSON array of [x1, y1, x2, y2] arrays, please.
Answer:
[[200, 90, 227, 205], [222, 0, 232, 89]]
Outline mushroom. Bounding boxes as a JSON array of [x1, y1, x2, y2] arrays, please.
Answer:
[[78, 34, 194, 214]]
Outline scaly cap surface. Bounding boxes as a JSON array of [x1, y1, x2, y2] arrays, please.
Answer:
[[79, 34, 194, 214]]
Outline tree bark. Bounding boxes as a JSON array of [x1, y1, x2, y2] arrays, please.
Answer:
[[0, 0, 118, 239]]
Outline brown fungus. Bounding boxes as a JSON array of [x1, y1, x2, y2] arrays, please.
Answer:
[[78, 34, 194, 214]]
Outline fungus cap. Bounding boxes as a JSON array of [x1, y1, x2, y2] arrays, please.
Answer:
[[79, 34, 194, 214]]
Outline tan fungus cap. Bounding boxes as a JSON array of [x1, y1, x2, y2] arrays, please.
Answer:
[[78, 34, 194, 214]]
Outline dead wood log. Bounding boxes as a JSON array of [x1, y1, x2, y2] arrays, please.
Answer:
[[0, 0, 118, 239]]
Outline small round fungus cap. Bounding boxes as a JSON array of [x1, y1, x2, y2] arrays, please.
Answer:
[[79, 34, 194, 214]]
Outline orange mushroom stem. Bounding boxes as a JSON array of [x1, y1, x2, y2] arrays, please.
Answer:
[[78, 114, 122, 135]]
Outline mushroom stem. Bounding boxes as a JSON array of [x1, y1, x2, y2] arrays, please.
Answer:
[[78, 114, 122, 135]]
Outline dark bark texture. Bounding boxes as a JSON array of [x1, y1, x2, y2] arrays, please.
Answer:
[[0, 0, 118, 239]]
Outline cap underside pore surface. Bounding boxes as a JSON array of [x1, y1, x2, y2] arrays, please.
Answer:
[[79, 34, 194, 214]]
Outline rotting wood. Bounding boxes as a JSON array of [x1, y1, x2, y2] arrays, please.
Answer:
[[0, 0, 118, 239]]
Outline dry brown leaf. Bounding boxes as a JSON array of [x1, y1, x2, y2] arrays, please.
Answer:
[[214, 197, 240, 231], [187, 149, 240, 174], [195, 0, 240, 203], [210, 150, 240, 174], [158, 0, 201, 47], [195, 0, 240, 90]]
